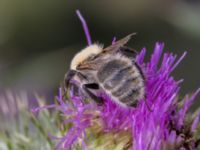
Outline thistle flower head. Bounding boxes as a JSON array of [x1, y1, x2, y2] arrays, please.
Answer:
[[48, 10, 200, 150], [54, 40, 200, 149]]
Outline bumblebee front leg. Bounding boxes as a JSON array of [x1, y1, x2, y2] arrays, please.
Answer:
[[82, 83, 103, 104]]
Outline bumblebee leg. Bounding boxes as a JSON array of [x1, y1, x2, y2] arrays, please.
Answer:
[[129, 100, 138, 107], [64, 70, 77, 88], [84, 83, 99, 89], [82, 83, 103, 104], [76, 72, 88, 81], [63, 70, 77, 99], [64, 70, 87, 97]]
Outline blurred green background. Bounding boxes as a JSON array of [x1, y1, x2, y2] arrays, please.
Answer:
[[0, 0, 199, 99]]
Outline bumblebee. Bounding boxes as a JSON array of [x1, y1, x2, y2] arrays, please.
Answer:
[[65, 34, 145, 107]]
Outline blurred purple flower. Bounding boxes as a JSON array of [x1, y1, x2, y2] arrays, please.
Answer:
[[53, 43, 200, 150]]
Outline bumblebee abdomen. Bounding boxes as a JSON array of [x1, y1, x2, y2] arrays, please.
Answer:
[[97, 59, 127, 83], [97, 57, 145, 107]]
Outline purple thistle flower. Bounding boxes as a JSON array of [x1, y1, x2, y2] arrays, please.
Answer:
[[52, 11, 200, 150], [54, 44, 200, 149]]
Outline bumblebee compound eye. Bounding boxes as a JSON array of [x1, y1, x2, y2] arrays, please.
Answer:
[[64, 70, 77, 92]]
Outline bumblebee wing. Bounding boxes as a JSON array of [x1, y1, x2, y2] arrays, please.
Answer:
[[77, 33, 136, 70], [103, 33, 136, 52], [77, 60, 101, 71], [118, 46, 138, 58]]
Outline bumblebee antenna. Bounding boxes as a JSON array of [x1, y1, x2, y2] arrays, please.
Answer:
[[76, 10, 92, 45]]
